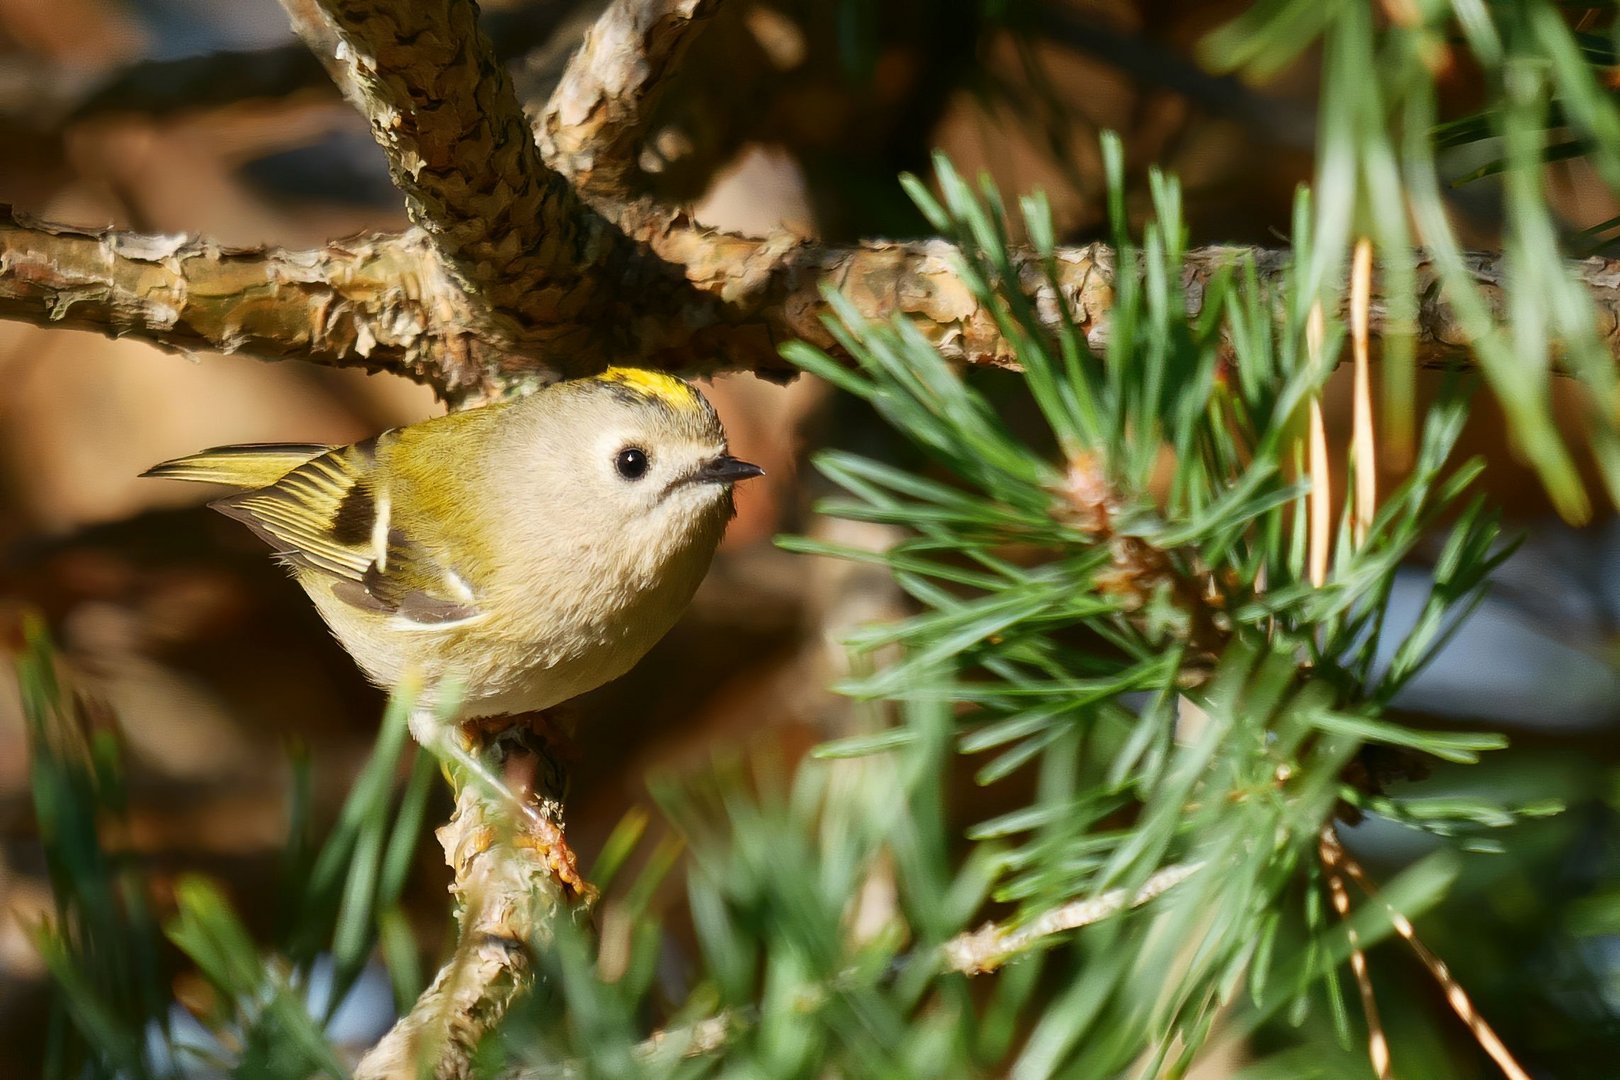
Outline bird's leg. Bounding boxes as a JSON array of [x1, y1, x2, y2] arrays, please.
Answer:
[[415, 711, 547, 830], [452, 711, 596, 905]]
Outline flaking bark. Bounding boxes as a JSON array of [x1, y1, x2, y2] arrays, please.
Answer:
[[355, 732, 582, 1080], [282, 0, 640, 368], [10, 201, 1616, 399], [537, 0, 722, 199], [0, 207, 504, 397]]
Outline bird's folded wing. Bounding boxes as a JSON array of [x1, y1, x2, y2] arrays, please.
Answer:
[[210, 440, 484, 626]]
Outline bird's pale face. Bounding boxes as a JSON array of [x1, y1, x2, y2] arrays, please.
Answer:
[[495, 384, 762, 583], [577, 403, 760, 554]]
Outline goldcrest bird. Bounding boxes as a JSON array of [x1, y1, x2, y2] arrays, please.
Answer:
[[144, 367, 762, 762]]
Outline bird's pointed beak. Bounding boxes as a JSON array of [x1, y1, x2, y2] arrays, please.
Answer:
[[698, 454, 765, 484]]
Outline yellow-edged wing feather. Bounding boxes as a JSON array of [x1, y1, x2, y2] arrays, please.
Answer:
[[210, 442, 380, 582], [146, 438, 482, 626]]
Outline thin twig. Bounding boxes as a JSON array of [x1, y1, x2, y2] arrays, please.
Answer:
[[634, 1010, 738, 1063], [520, 861, 1207, 1077], [1319, 827, 1393, 1080], [1350, 239, 1377, 546], [1306, 303, 1332, 589], [941, 860, 1205, 975], [1331, 834, 1533, 1080]]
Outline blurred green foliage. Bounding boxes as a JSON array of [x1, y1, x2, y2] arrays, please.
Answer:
[[19, 620, 435, 1079]]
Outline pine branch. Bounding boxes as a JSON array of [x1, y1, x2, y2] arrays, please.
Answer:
[[6, 0, 1620, 402], [537, 0, 722, 199], [279, 0, 641, 368], [357, 728, 588, 1079], [0, 208, 505, 394], [11, 192, 1614, 398]]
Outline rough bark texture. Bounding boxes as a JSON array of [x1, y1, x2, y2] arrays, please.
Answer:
[[12, 202, 1620, 401], [8, 0, 1620, 403], [355, 732, 582, 1079], [282, 0, 639, 371], [537, 0, 721, 198], [0, 207, 504, 394]]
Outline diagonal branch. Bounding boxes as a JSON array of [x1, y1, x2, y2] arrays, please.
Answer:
[[280, 0, 638, 369], [538, 0, 722, 198]]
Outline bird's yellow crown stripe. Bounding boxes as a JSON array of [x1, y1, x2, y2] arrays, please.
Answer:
[[598, 367, 703, 413]]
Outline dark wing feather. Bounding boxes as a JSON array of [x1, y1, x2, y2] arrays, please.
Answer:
[[210, 439, 484, 626]]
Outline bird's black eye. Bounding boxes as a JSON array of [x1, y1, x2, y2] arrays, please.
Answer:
[[615, 447, 650, 480]]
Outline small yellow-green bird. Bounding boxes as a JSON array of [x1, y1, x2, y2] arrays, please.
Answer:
[[144, 367, 761, 795]]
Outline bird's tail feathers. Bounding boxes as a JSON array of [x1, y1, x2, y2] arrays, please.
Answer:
[[141, 443, 331, 489]]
